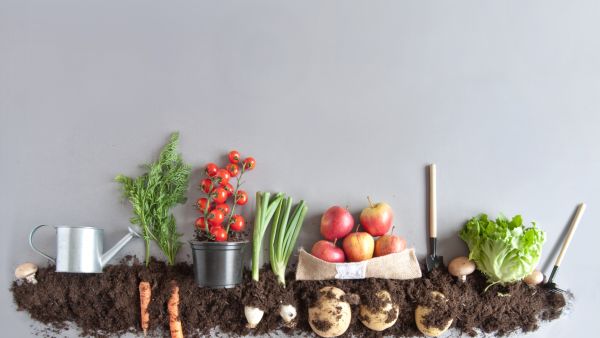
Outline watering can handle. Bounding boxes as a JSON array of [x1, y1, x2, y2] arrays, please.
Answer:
[[29, 224, 56, 263]]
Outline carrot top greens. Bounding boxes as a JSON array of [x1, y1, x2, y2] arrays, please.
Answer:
[[116, 132, 191, 266]]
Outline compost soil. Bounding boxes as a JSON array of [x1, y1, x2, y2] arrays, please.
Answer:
[[195, 228, 250, 242], [11, 258, 565, 337]]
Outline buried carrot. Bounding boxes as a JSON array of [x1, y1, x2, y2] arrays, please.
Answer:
[[168, 281, 183, 338], [139, 281, 151, 336]]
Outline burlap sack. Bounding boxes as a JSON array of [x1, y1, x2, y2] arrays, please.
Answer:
[[295, 248, 422, 281]]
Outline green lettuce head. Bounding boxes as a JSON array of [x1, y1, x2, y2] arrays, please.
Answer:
[[459, 214, 545, 284]]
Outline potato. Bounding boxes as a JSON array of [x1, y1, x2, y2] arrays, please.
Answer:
[[359, 290, 399, 331], [308, 286, 352, 337], [415, 291, 453, 337]]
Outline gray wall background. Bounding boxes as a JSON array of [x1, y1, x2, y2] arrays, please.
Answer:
[[1, 1, 599, 337]]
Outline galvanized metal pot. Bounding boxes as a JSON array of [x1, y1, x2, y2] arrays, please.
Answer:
[[189, 240, 248, 288]]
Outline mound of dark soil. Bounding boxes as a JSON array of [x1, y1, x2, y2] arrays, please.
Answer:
[[194, 228, 250, 242], [10, 257, 566, 337]]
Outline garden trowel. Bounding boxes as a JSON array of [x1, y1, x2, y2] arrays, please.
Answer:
[[546, 203, 586, 294], [426, 164, 443, 272]]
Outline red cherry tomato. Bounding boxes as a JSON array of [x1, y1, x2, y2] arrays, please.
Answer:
[[209, 225, 222, 236], [208, 225, 223, 236], [223, 183, 234, 197], [215, 168, 231, 186], [195, 217, 207, 230], [205, 163, 218, 177], [212, 187, 228, 204], [228, 150, 241, 164], [243, 157, 256, 170], [196, 197, 211, 213], [229, 215, 245, 232], [226, 163, 239, 177], [235, 190, 248, 205], [214, 203, 230, 215], [211, 226, 228, 242], [200, 178, 212, 193], [207, 209, 225, 226]]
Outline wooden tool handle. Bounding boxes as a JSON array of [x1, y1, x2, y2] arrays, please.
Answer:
[[555, 203, 586, 267], [429, 164, 437, 238]]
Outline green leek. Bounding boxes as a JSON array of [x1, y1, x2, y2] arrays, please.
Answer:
[[252, 191, 284, 282], [269, 197, 308, 286]]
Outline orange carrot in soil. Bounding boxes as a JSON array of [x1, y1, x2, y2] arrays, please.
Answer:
[[139, 281, 151, 336], [168, 281, 183, 338]]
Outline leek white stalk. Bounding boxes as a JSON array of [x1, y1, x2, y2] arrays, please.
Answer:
[[270, 197, 307, 324], [279, 304, 297, 323], [246, 191, 284, 329], [244, 306, 264, 329]]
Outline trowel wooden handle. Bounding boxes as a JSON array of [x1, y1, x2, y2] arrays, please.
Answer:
[[555, 203, 586, 267], [429, 164, 437, 238]]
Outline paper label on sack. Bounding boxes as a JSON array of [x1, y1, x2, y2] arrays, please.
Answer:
[[335, 261, 367, 279]]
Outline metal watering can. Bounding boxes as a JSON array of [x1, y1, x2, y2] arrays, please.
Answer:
[[29, 225, 141, 273]]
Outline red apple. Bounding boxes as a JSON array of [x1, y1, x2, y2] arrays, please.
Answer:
[[320, 206, 354, 240], [360, 197, 394, 236], [342, 232, 374, 262], [374, 234, 406, 257], [311, 240, 346, 263]]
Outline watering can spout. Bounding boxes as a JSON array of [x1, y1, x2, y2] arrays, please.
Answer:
[[101, 226, 141, 267]]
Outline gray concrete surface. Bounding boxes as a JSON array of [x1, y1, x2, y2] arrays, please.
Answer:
[[1, 1, 599, 337]]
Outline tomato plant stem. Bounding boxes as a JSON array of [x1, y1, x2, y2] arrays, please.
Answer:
[[225, 165, 246, 233]]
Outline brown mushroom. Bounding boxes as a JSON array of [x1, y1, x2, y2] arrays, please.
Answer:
[[523, 269, 544, 287], [448, 256, 475, 282], [15, 262, 38, 284]]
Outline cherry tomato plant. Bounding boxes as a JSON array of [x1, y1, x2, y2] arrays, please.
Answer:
[[194, 150, 256, 241]]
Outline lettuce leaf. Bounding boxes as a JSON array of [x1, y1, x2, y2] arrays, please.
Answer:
[[459, 214, 545, 284]]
